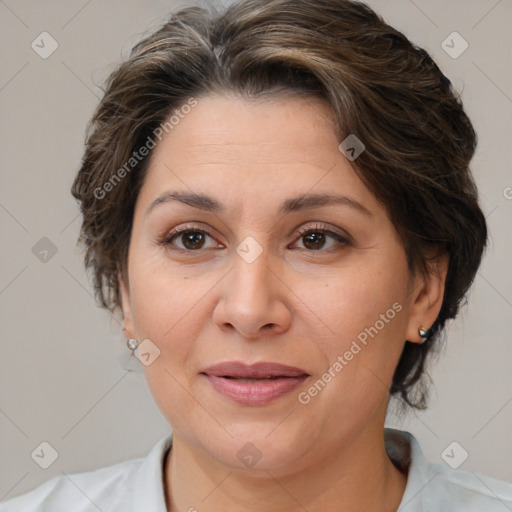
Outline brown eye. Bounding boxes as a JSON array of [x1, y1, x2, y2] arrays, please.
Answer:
[[162, 229, 219, 251], [302, 231, 327, 250], [180, 231, 206, 250], [293, 225, 350, 252]]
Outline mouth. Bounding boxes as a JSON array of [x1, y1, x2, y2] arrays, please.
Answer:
[[201, 361, 310, 405]]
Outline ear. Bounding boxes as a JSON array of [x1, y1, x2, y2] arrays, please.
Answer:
[[119, 273, 136, 340], [405, 253, 449, 344]]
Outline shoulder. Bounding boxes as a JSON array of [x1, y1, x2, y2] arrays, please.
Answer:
[[424, 463, 512, 510], [0, 435, 172, 512], [0, 456, 141, 512], [385, 429, 512, 511]]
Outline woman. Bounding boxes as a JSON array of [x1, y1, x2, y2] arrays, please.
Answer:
[[2, 0, 511, 510]]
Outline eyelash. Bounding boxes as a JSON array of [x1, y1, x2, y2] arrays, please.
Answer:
[[159, 222, 350, 253]]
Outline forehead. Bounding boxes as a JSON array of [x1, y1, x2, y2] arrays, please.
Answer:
[[165, 94, 337, 157], [136, 93, 382, 216]]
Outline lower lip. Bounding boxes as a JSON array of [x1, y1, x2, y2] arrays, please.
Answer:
[[204, 374, 308, 405]]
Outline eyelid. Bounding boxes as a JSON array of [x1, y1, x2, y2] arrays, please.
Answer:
[[160, 222, 222, 246], [294, 222, 351, 243]]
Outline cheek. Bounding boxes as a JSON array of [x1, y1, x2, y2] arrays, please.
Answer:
[[292, 256, 410, 410], [127, 255, 215, 402], [307, 266, 408, 349], [128, 248, 204, 337], [127, 259, 211, 425]]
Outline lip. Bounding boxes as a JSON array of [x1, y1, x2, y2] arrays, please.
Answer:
[[201, 361, 309, 406]]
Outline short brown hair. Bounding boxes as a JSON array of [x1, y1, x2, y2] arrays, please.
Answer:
[[71, 0, 487, 408]]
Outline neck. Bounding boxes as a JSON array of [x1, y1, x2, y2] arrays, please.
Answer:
[[164, 420, 407, 512]]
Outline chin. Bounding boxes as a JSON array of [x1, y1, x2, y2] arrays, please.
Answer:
[[187, 419, 316, 473]]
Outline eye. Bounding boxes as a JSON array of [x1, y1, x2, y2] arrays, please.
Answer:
[[159, 222, 350, 253], [160, 226, 221, 251], [292, 223, 350, 251]]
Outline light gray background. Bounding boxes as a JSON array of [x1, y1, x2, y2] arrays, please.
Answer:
[[1, 0, 511, 502]]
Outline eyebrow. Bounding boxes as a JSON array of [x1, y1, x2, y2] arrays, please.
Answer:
[[145, 191, 373, 217]]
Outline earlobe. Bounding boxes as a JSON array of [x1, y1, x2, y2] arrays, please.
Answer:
[[119, 274, 135, 339], [405, 253, 449, 344]]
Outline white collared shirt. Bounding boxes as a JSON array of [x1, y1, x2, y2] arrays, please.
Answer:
[[1, 429, 511, 511]]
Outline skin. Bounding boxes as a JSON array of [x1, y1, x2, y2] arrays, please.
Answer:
[[120, 93, 448, 512]]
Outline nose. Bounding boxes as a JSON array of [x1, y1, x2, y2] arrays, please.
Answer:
[[212, 246, 292, 339]]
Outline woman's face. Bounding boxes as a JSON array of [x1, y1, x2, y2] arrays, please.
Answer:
[[120, 93, 439, 473]]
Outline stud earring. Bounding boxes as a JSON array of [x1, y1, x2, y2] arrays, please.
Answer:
[[127, 338, 139, 353], [418, 326, 430, 342]]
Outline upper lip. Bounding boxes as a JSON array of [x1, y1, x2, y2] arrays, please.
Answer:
[[202, 361, 309, 378]]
